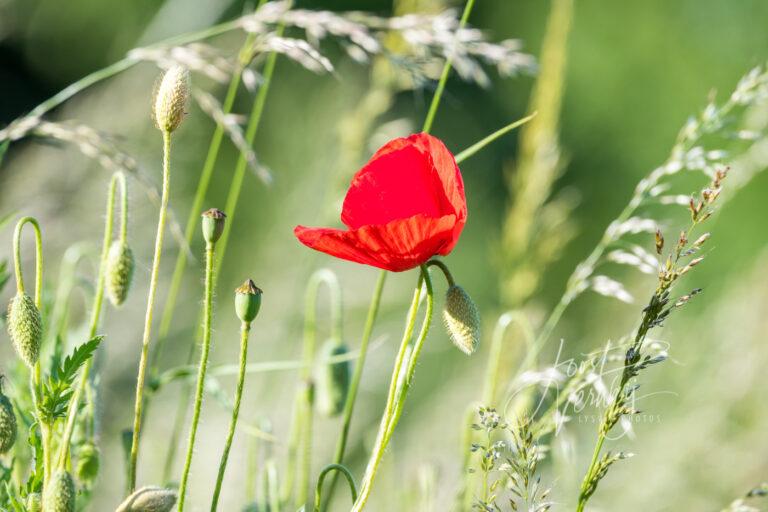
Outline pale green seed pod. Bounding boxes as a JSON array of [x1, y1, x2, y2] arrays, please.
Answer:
[[201, 208, 227, 245], [443, 285, 481, 356], [0, 388, 17, 453], [26, 492, 41, 512], [235, 279, 262, 324], [106, 240, 135, 307], [76, 442, 100, 484], [43, 470, 75, 512], [7, 293, 42, 367], [116, 486, 178, 512], [153, 66, 190, 133], [315, 339, 351, 417]]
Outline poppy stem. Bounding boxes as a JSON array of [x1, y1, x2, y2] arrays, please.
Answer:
[[319, 270, 387, 510], [313, 464, 357, 511], [426, 259, 456, 287], [351, 266, 434, 512], [421, 0, 477, 134]]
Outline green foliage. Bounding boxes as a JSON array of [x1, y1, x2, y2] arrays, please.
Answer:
[[37, 337, 102, 423]]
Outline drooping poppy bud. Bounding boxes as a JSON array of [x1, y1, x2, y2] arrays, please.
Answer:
[[153, 66, 190, 133], [7, 293, 42, 367], [443, 285, 481, 355], [235, 279, 262, 324], [43, 470, 75, 512], [201, 208, 227, 245], [106, 240, 135, 307], [76, 442, 100, 484], [116, 486, 178, 512], [315, 339, 351, 417], [0, 386, 17, 453]]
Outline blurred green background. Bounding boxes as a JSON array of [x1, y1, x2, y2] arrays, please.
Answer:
[[1, 0, 767, 510]]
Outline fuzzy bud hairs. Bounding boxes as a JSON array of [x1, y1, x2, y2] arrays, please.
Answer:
[[116, 486, 178, 512], [153, 66, 190, 133], [443, 285, 481, 355]]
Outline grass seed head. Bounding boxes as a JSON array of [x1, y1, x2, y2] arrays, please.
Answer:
[[116, 486, 178, 512], [152, 66, 190, 133], [443, 285, 481, 355], [315, 339, 351, 417], [43, 470, 75, 512], [201, 208, 227, 245], [0, 384, 17, 453], [106, 240, 135, 307], [235, 279, 262, 324], [7, 293, 42, 368]]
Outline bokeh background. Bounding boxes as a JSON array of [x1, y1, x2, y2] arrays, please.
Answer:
[[1, 0, 767, 510]]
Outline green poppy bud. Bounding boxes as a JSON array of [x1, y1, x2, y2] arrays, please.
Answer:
[[26, 492, 41, 512], [43, 470, 75, 512], [153, 66, 190, 133], [0, 387, 17, 453], [117, 486, 178, 512], [201, 208, 227, 245], [7, 292, 42, 367], [76, 442, 100, 484], [235, 279, 262, 324], [442, 285, 481, 356], [315, 339, 351, 417], [106, 240, 135, 307]]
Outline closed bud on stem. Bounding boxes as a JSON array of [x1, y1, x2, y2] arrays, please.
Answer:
[[315, 339, 351, 417], [26, 493, 41, 512], [0, 383, 17, 453], [106, 241, 135, 307], [153, 66, 190, 133], [443, 285, 481, 355], [116, 486, 178, 512], [7, 293, 42, 367], [235, 279, 262, 324], [76, 442, 100, 484], [44, 470, 75, 512], [201, 208, 227, 245]]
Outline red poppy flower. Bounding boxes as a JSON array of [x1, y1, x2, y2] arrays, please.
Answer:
[[294, 133, 467, 272]]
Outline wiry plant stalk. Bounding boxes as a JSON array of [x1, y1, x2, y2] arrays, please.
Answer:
[[161, 4, 284, 482], [58, 172, 128, 467], [178, 236, 218, 511], [351, 266, 434, 511], [129, 128, 173, 492]]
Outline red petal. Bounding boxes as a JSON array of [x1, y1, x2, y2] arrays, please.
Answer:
[[295, 214, 458, 272], [341, 137, 454, 229], [409, 133, 467, 222]]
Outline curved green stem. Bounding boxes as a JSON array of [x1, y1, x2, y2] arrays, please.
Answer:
[[314, 464, 358, 511], [351, 266, 434, 512], [128, 129, 172, 492], [210, 320, 252, 512], [294, 269, 342, 507], [178, 241, 216, 511], [454, 113, 537, 165], [12, 217, 43, 303], [320, 270, 386, 511], [58, 172, 127, 468]]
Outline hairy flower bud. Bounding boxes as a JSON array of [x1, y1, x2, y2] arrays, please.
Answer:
[[26, 493, 41, 512], [442, 285, 481, 355], [315, 339, 351, 417], [76, 442, 100, 484], [201, 208, 227, 245], [235, 279, 262, 324], [0, 387, 17, 453], [7, 293, 42, 367], [153, 66, 190, 133], [116, 486, 178, 512], [44, 470, 75, 512], [106, 241, 135, 307]]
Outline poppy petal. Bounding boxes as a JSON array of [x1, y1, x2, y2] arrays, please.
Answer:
[[295, 214, 457, 272], [341, 140, 452, 229]]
